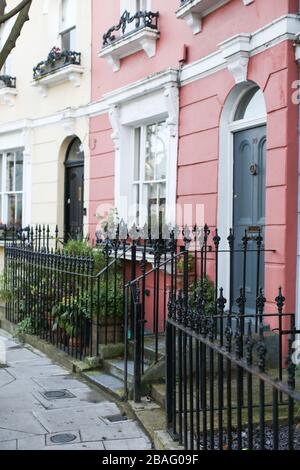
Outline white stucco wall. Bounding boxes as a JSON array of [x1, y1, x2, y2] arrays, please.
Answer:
[[0, 0, 92, 234]]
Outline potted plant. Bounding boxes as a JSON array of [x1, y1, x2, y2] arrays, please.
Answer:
[[176, 253, 195, 289], [92, 273, 124, 345], [52, 295, 91, 350]]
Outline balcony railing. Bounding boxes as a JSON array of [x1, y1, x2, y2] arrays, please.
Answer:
[[0, 75, 16, 89], [33, 47, 81, 80], [102, 10, 159, 47]]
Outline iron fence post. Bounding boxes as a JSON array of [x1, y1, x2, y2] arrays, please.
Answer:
[[133, 299, 142, 403]]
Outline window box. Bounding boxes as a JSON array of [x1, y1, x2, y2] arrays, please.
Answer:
[[176, 0, 230, 34], [99, 10, 160, 72], [32, 47, 83, 96], [0, 75, 17, 106]]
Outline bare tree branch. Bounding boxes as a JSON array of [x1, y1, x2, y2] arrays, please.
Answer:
[[0, 1, 7, 17], [0, 0, 32, 25], [0, 0, 32, 70]]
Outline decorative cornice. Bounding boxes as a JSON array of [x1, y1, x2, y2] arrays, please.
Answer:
[[176, 0, 230, 35], [104, 69, 179, 106], [164, 84, 179, 138], [108, 105, 121, 150], [219, 33, 251, 83]]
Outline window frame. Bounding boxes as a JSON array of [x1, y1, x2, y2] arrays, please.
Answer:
[[131, 121, 168, 228], [60, 0, 77, 51], [0, 149, 24, 228]]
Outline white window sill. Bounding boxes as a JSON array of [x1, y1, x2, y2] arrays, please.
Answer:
[[31, 64, 84, 97], [113, 248, 173, 273], [0, 87, 17, 107], [176, 0, 253, 34], [176, 0, 231, 34], [98, 27, 160, 72]]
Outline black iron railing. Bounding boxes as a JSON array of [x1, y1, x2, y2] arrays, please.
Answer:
[[102, 10, 159, 47], [4, 221, 300, 449], [0, 75, 16, 88], [33, 47, 81, 80], [125, 224, 300, 449], [4, 225, 128, 359], [166, 304, 299, 450]]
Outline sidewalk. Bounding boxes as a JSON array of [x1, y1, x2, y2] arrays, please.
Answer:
[[0, 331, 152, 450]]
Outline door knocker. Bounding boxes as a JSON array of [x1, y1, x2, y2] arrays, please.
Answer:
[[250, 164, 258, 176]]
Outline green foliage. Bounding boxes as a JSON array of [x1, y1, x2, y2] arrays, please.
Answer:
[[63, 238, 106, 274], [190, 277, 216, 316], [177, 253, 194, 274], [0, 272, 12, 303], [52, 295, 91, 337], [14, 317, 35, 341], [98, 273, 124, 319], [4, 234, 124, 342]]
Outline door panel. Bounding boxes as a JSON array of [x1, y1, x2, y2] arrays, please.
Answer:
[[65, 164, 84, 238], [233, 126, 266, 314]]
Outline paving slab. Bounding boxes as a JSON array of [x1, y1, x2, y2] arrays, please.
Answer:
[[16, 435, 46, 450], [0, 429, 41, 444], [0, 393, 44, 413], [0, 331, 151, 451], [9, 364, 68, 380], [104, 438, 152, 450], [46, 441, 105, 450], [80, 421, 145, 442], [0, 378, 44, 397], [31, 374, 91, 391], [32, 387, 106, 410], [0, 439, 17, 450], [33, 402, 121, 433], [0, 410, 47, 435], [6, 348, 46, 363], [0, 368, 15, 388]]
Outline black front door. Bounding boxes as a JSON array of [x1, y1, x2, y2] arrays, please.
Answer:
[[65, 164, 84, 239], [233, 125, 266, 314]]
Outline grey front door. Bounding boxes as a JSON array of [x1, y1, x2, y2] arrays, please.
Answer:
[[233, 125, 266, 314]]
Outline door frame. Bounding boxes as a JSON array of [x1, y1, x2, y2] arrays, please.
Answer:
[[64, 146, 84, 238], [217, 83, 267, 302]]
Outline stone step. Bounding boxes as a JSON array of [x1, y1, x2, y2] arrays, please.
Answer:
[[103, 357, 151, 383], [143, 336, 165, 362], [151, 383, 166, 409], [83, 369, 125, 400]]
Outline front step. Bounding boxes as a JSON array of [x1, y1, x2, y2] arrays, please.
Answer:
[[103, 357, 151, 383], [83, 369, 125, 400], [143, 336, 165, 363], [151, 383, 166, 408]]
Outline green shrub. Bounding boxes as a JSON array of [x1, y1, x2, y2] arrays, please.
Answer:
[[190, 277, 216, 316], [14, 317, 35, 341]]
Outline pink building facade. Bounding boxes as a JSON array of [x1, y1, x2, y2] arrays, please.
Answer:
[[89, 0, 300, 329]]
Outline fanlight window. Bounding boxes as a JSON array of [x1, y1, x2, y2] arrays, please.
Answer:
[[66, 138, 84, 163], [234, 87, 266, 121]]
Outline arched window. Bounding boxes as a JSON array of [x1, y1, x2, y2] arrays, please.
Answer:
[[65, 138, 84, 164], [234, 87, 266, 121]]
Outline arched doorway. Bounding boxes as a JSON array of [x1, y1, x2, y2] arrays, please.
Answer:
[[64, 137, 84, 239], [232, 87, 267, 313], [218, 83, 267, 314]]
